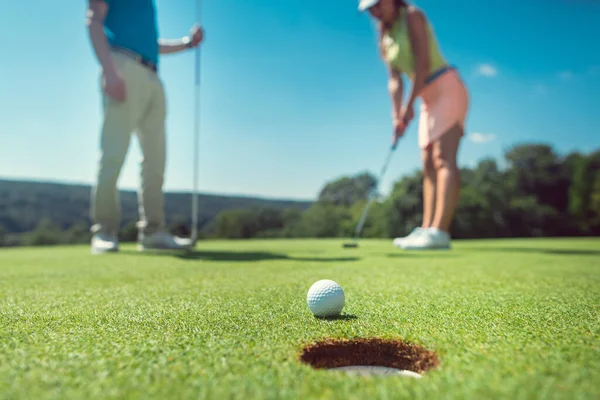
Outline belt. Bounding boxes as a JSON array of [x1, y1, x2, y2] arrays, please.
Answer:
[[112, 47, 158, 73], [425, 65, 456, 85]]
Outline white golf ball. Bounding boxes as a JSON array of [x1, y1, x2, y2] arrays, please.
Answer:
[[307, 279, 345, 318]]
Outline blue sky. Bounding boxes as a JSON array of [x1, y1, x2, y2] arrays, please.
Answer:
[[1, 0, 599, 200]]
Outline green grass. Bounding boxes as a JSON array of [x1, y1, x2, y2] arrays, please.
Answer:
[[1, 238, 599, 399]]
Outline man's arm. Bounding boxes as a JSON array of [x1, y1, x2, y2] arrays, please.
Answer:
[[85, 0, 117, 76], [86, 0, 126, 101], [158, 38, 192, 55], [159, 25, 203, 55]]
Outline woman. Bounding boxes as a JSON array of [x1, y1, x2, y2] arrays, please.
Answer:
[[359, 0, 469, 250]]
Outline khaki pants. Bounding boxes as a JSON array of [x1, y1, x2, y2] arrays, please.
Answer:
[[90, 51, 166, 236]]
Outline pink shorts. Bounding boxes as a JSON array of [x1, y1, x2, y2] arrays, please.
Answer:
[[418, 68, 469, 150]]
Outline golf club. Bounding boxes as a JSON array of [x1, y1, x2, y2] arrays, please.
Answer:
[[342, 140, 399, 248], [190, 0, 202, 246]]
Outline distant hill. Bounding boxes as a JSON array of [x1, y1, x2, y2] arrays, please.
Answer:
[[0, 179, 313, 234]]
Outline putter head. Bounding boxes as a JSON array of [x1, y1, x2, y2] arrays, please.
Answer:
[[342, 242, 359, 248], [188, 232, 199, 250]]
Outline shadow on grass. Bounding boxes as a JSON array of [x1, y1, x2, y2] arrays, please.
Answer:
[[465, 247, 600, 256], [120, 249, 360, 263], [386, 252, 459, 258], [314, 314, 358, 321]]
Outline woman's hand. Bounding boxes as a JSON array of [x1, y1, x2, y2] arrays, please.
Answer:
[[400, 104, 414, 126], [393, 118, 405, 147], [392, 105, 414, 145]]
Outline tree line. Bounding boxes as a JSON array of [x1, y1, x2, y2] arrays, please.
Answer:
[[1, 143, 599, 247], [190, 143, 600, 240]]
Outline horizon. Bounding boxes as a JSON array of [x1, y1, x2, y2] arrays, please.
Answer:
[[0, 176, 314, 202], [2, 135, 596, 203]]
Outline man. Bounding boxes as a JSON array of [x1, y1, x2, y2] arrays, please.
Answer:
[[86, 0, 204, 254]]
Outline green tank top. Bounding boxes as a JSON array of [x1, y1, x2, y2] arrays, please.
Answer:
[[381, 9, 448, 80]]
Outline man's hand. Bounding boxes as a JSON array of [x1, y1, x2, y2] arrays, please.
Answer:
[[187, 24, 204, 48], [103, 70, 126, 102]]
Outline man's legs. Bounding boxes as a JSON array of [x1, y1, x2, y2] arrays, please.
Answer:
[[135, 73, 167, 236], [90, 89, 135, 253], [90, 52, 145, 254], [135, 72, 192, 251]]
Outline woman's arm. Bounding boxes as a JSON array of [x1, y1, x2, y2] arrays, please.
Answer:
[[404, 7, 430, 112], [388, 66, 404, 124], [378, 23, 404, 123]]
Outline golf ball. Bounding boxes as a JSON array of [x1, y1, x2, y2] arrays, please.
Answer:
[[307, 279, 345, 317]]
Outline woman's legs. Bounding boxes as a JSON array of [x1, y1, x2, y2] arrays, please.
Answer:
[[401, 68, 467, 250], [392, 147, 436, 248], [430, 123, 463, 233], [421, 147, 437, 228], [402, 123, 462, 250]]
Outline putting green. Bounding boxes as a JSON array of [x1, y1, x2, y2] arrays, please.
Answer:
[[1, 238, 598, 399]]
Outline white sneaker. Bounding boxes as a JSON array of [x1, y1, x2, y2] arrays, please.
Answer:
[[91, 232, 119, 254], [137, 230, 194, 251], [402, 227, 451, 250], [393, 227, 424, 248]]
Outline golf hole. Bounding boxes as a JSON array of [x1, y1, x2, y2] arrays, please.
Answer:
[[299, 338, 439, 378]]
